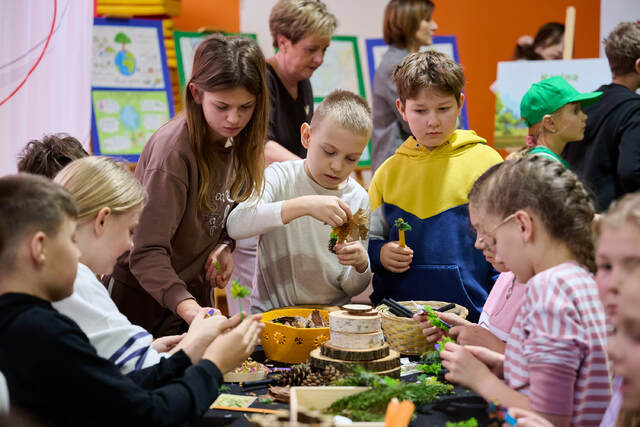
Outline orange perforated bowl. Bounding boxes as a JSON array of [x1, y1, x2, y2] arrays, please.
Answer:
[[260, 308, 331, 364]]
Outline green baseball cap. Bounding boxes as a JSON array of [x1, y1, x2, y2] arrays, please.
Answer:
[[520, 76, 602, 126]]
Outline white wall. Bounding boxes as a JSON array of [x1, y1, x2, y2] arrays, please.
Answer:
[[599, 0, 640, 57], [0, 0, 93, 176], [240, 0, 388, 100]]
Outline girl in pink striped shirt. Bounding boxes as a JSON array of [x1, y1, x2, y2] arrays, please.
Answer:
[[440, 156, 611, 427]]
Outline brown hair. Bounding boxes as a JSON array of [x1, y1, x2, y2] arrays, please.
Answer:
[[0, 174, 78, 270], [185, 34, 268, 211], [513, 22, 564, 60], [605, 22, 640, 77], [269, 0, 337, 48], [392, 50, 465, 104], [383, 0, 434, 50], [17, 134, 89, 179], [468, 155, 597, 273], [311, 89, 372, 138]]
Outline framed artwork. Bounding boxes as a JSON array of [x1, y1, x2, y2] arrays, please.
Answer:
[[91, 18, 174, 161], [365, 36, 469, 130], [309, 35, 370, 167]]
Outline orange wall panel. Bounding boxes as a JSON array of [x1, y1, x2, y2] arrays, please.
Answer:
[[433, 0, 600, 145], [173, 0, 240, 33]]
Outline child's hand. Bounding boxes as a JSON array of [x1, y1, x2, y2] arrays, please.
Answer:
[[333, 241, 369, 273], [449, 325, 506, 354], [380, 241, 413, 273], [205, 244, 233, 289], [203, 313, 264, 374], [305, 195, 352, 227], [151, 334, 185, 353], [464, 344, 505, 378], [440, 342, 494, 390], [178, 307, 231, 362], [413, 312, 467, 343], [504, 408, 554, 427]]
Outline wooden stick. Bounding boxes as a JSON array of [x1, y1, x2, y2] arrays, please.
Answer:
[[209, 405, 286, 415], [563, 6, 576, 60]]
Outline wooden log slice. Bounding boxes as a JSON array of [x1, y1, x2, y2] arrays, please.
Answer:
[[321, 341, 390, 361], [309, 348, 400, 372], [330, 330, 384, 349], [375, 366, 401, 379], [329, 310, 381, 334]]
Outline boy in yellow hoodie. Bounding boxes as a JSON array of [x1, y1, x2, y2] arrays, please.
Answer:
[[368, 51, 503, 321]]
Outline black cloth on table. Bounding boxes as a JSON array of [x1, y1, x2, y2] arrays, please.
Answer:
[[563, 83, 640, 212], [266, 62, 314, 159], [0, 293, 222, 427]]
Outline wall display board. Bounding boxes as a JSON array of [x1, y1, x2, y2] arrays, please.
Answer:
[[365, 36, 469, 130], [310, 35, 370, 167], [91, 18, 174, 161], [174, 31, 257, 97], [494, 58, 609, 150]]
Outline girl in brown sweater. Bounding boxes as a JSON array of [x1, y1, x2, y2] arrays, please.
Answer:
[[107, 34, 268, 336]]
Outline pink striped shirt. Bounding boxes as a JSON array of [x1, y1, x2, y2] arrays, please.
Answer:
[[478, 271, 528, 342], [504, 262, 611, 426]]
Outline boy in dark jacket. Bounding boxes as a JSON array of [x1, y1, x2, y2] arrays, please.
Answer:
[[0, 174, 263, 426], [563, 22, 640, 212]]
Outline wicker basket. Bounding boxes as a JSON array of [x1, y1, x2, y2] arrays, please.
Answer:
[[260, 308, 331, 364], [376, 300, 468, 355]]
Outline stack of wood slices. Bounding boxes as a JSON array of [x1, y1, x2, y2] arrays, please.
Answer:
[[309, 304, 401, 378]]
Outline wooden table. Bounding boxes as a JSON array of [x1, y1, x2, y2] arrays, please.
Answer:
[[198, 347, 489, 426]]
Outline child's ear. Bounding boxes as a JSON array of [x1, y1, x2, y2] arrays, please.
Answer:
[[300, 122, 311, 149], [457, 93, 466, 115], [541, 114, 556, 133], [93, 207, 112, 238], [29, 231, 47, 268], [188, 83, 202, 104], [395, 99, 408, 121], [515, 210, 534, 243]]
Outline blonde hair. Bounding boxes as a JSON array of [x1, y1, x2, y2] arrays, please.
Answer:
[[185, 34, 268, 211], [54, 157, 145, 223], [269, 0, 337, 48], [468, 155, 597, 273], [311, 89, 372, 139], [392, 50, 465, 105], [383, 0, 434, 51], [597, 191, 640, 235], [604, 22, 640, 77]]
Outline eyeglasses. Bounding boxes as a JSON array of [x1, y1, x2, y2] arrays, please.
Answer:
[[476, 213, 516, 251]]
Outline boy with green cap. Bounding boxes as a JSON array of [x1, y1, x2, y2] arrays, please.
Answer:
[[519, 75, 602, 168]]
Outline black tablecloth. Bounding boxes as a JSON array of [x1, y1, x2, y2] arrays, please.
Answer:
[[198, 347, 489, 426]]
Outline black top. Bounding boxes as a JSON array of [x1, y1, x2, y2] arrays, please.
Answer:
[[266, 62, 314, 158], [0, 293, 222, 427], [563, 83, 640, 212]]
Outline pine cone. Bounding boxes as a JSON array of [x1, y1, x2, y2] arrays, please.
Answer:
[[301, 372, 324, 386], [321, 365, 342, 383], [274, 363, 311, 386]]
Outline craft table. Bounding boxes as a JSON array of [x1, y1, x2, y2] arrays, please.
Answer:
[[197, 347, 489, 426]]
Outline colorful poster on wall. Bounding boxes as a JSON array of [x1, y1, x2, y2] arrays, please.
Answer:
[[91, 18, 174, 161], [364, 36, 469, 130], [92, 24, 166, 89], [92, 90, 170, 155], [174, 31, 258, 97], [309, 36, 370, 167], [494, 58, 610, 150]]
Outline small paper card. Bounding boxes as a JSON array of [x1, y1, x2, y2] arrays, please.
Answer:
[[210, 393, 256, 409]]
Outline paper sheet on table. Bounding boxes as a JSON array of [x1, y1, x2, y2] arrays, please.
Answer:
[[210, 393, 256, 409]]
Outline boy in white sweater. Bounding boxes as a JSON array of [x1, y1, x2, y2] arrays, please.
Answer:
[[227, 90, 372, 312]]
